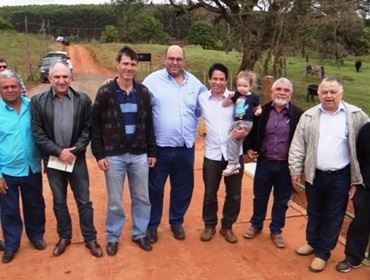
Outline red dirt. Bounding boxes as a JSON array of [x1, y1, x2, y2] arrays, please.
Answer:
[[2, 45, 368, 280]]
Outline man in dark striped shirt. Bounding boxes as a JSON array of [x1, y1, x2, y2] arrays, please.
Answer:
[[91, 46, 157, 256]]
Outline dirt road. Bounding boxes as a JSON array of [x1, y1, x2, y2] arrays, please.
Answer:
[[2, 45, 368, 280]]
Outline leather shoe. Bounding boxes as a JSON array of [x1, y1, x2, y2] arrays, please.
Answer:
[[85, 240, 103, 258], [171, 225, 185, 240], [270, 234, 285, 248], [200, 227, 216, 242], [146, 228, 158, 244], [0, 240, 4, 251], [132, 237, 152, 251], [2, 250, 17, 264], [53, 238, 71, 256], [32, 239, 47, 250], [106, 242, 118, 256], [243, 226, 261, 239], [219, 228, 238, 244]]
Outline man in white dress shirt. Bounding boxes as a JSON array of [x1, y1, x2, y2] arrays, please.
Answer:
[[289, 77, 369, 272], [198, 63, 249, 244]]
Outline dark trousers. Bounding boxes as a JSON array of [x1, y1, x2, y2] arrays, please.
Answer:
[[0, 171, 45, 251], [46, 158, 97, 243], [250, 157, 292, 234], [148, 146, 194, 229], [344, 187, 370, 265], [305, 166, 351, 261], [202, 156, 243, 229]]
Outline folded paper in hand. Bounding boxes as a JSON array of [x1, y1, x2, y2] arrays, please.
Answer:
[[47, 156, 75, 173]]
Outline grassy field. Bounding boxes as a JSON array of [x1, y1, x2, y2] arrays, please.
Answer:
[[0, 30, 48, 81], [87, 42, 370, 115]]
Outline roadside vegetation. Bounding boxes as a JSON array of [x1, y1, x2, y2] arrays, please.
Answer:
[[0, 30, 46, 81]]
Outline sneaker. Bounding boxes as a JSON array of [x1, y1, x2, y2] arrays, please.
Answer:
[[336, 259, 362, 273], [295, 243, 314, 255], [309, 257, 327, 272], [200, 227, 216, 242], [243, 226, 261, 239], [219, 228, 238, 244], [222, 164, 240, 176], [270, 234, 285, 248]]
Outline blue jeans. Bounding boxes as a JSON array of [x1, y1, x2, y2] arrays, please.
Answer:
[[250, 157, 292, 234], [305, 166, 351, 261], [148, 146, 194, 229], [105, 153, 150, 242], [0, 171, 45, 251], [46, 157, 97, 243]]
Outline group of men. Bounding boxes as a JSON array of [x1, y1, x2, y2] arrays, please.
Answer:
[[0, 44, 369, 275]]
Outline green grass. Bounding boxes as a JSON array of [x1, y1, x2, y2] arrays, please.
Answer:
[[87, 42, 370, 115], [0, 30, 48, 82]]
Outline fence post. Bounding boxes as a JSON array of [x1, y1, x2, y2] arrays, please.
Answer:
[[262, 75, 273, 105]]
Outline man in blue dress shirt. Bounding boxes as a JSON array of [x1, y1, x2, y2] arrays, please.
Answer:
[[0, 70, 46, 264], [143, 45, 207, 242]]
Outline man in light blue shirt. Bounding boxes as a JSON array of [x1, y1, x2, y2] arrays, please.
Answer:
[[143, 45, 207, 242], [0, 70, 46, 264]]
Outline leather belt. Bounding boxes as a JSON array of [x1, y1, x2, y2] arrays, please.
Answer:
[[316, 165, 350, 176]]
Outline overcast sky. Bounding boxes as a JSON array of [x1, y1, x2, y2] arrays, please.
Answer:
[[0, 0, 110, 6]]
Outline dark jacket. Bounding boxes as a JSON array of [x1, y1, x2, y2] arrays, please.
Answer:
[[243, 101, 303, 153], [91, 79, 156, 161], [31, 87, 92, 159], [356, 122, 370, 188]]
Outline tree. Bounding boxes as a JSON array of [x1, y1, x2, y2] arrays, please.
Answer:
[[0, 16, 13, 30], [188, 21, 216, 49], [131, 15, 164, 43], [169, 1, 367, 74], [100, 25, 120, 42]]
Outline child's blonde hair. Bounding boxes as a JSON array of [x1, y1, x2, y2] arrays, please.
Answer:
[[237, 70, 257, 89]]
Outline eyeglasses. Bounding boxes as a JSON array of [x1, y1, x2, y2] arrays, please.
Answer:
[[0, 65, 7, 69]]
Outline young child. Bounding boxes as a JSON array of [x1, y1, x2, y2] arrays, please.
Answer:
[[222, 71, 262, 176]]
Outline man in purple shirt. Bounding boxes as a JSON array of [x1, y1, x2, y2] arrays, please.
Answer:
[[243, 78, 303, 248]]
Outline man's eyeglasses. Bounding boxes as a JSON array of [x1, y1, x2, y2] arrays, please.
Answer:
[[0, 65, 7, 69]]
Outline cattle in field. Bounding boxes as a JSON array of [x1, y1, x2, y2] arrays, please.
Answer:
[[355, 60, 362, 72], [306, 84, 318, 102], [306, 64, 325, 79]]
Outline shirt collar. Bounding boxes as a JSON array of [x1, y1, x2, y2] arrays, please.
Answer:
[[207, 88, 230, 100], [0, 96, 28, 110], [319, 102, 345, 114], [166, 68, 189, 81], [52, 88, 72, 99]]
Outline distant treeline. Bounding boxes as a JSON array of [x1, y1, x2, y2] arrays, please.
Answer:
[[0, 4, 206, 44], [0, 5, 116, 40]]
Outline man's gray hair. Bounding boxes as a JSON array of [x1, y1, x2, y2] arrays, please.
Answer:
[[49, 60, 71, 76], [0, 69, 22, 87], [271, 77, 293, 91], [318, 77, 344, 94]]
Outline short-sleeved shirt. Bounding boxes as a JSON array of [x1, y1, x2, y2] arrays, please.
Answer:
[[231, 91, 260, 121]]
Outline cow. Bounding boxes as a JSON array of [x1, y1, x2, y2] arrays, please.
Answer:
[[306, 84, 318, 102], [355, 60, 362, 72], [306, 64, 325, 79]]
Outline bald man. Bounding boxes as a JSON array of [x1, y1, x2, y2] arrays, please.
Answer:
[[31, 62, 103, 258], [143, 45, 207, 242]]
